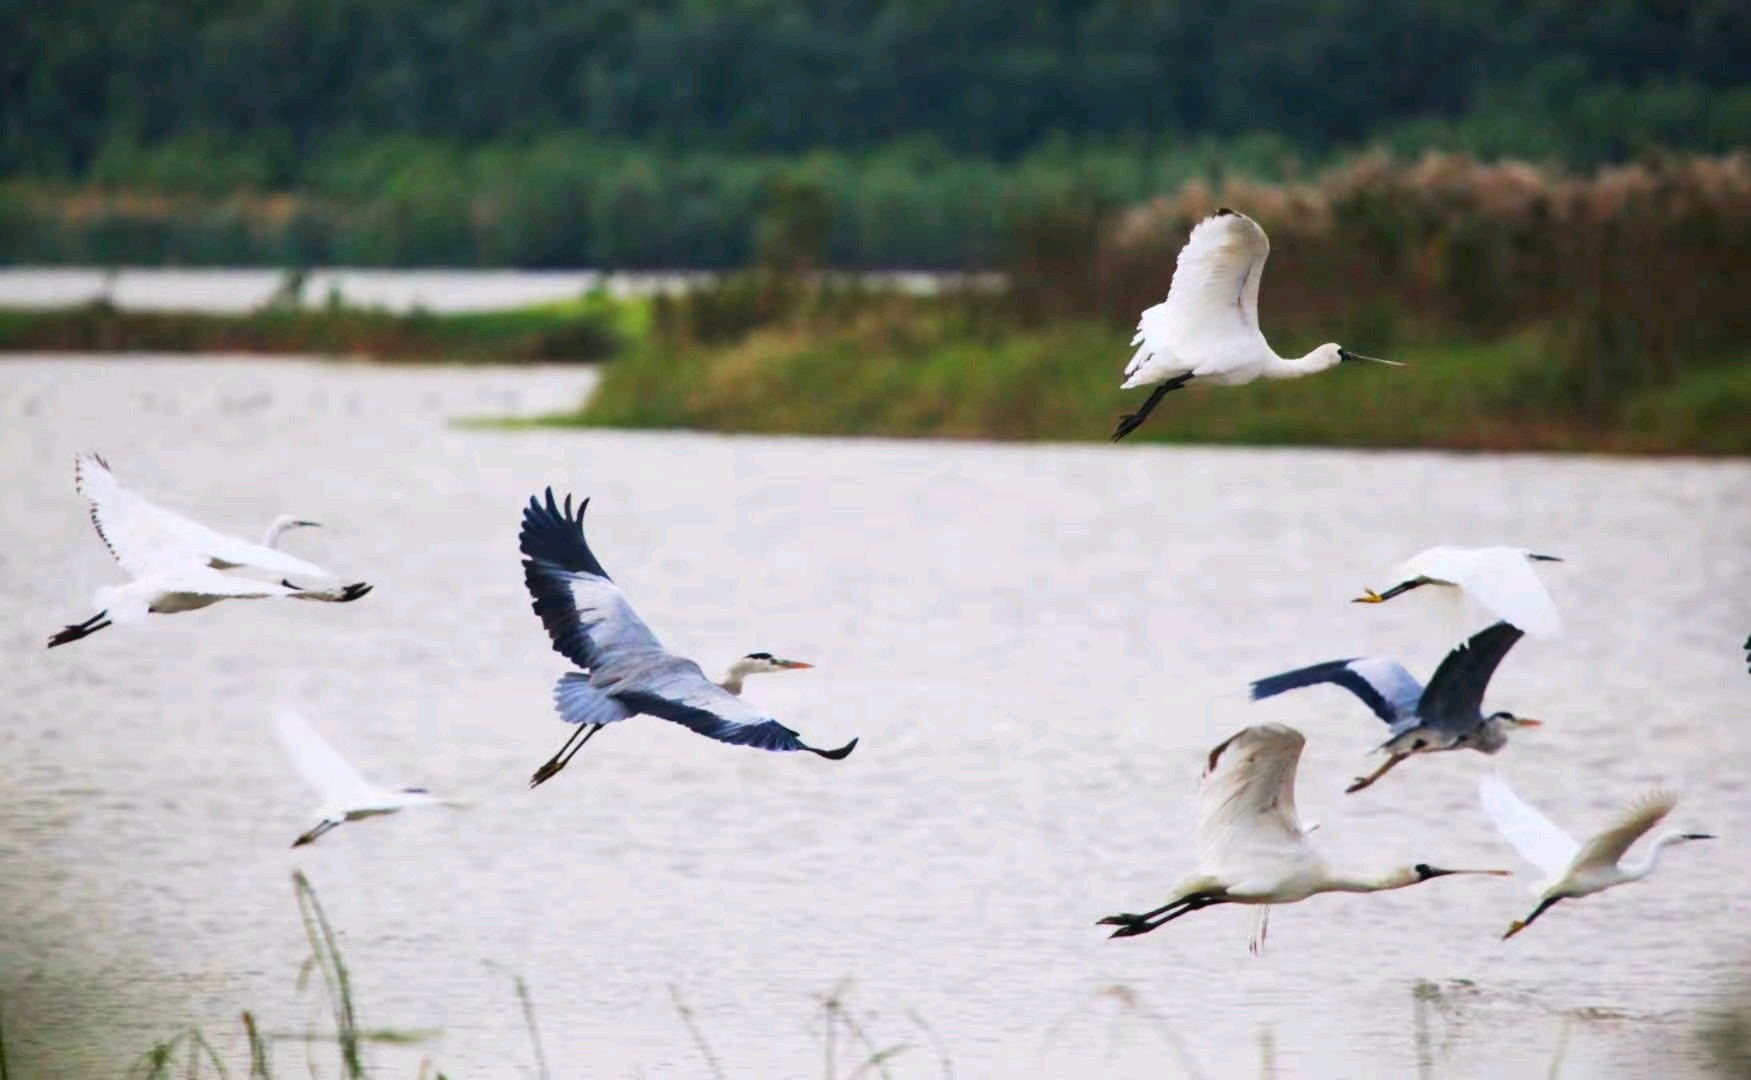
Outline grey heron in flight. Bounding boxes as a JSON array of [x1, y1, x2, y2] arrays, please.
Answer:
[[1097, 724, 1508, 947], [1111, 208, 1401, 441], [48, 453, 370, 648], [1479, 773, 1713, 939], [519, 489, 857, 788], [1249, 621, 1542, 794]]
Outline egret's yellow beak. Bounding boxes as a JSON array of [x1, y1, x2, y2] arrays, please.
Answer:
[[1503, 919, 1529, 940], [1352, 588, 1385, 604]]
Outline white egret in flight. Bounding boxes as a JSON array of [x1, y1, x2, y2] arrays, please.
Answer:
[[1354, 545, 1563, 639], [47, 454, 371, 647], [275, 707, 463, 847], [1111, 208, 1402, 441], [1250, 621, 1542, 794], [519, 489, 857, 788], [1478, 773, 1713, 939], [1097, 724, 1508, 947]]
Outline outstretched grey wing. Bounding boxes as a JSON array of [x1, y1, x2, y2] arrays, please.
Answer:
[[1418, 621, 1525, 735], [619, 659, 857, 757], [519, 489, 665, 672], [1249, 656, 1423, 726]]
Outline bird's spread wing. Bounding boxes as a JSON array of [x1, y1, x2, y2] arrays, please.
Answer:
[[1125, 209, 1271, 381], [1478, 773, 1579, 880], [519, 489, 666, 671], [275, 707, 379, 806], [1410, 546, 1561, 638], [1417, 621, 1525, 733], [161, 566, 301, 598], [1249, 657, 1422, 725], [74, 453, 334, 580], [1195, 723, 1308, 876], [1573, 786, 1679, 873], [616, 658, 835, 753]]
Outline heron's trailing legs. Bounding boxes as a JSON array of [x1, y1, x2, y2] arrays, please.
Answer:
[[530, 722, 606, 788], [47, 610, 111, 648], [1111, 374, 1194, 442], [1097, 891, 1228, 938], [1345, 752, 1410, 794]]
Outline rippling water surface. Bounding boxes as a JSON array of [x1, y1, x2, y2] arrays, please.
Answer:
[[0, 356, 1746, 1078]]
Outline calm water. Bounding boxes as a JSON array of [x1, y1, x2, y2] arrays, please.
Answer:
[[0, 267, 999, 313], [0, 356, 1746, 1078]]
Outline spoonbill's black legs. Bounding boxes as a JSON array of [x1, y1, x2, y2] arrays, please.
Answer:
[[1346, 752, 1411, 794], [47, 610, 111, 649], [530, 722, 606, 788], [1098, 892, 1228, 938], [1111, 373, 1194, 442]]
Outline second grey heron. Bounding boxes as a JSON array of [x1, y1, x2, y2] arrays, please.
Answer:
[[1249, 621, 1542, 794], [519, 489, 857, 788]]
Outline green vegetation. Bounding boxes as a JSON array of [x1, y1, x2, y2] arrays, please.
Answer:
[[0, 293, 626, 363], [5, 0, 1749, 267]]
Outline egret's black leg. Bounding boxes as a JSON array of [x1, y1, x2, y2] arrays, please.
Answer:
[[530, 723, 604, 788], [1504, 895, 1564, 939], [1111, 374, 1194, 442], [292, 819, 340, 847], [48, 611, 111, 649]]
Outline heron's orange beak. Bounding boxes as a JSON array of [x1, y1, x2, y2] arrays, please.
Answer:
[[778, 660, 813, 670], [1515, 718, 1544, 728], [1352, 588, 1385, 604]]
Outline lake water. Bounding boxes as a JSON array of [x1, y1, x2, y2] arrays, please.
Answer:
[[0, 356, 1746, 1078], [0, 267, 1000, 313]]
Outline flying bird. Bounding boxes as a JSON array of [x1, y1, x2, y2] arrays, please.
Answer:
[[1096, 724, 1507, 947], [519, 489, 857, 788], [47, 454, 371, 647], [1478, 773, 1713, 939], [1110, 208, 1402, 441], [1354, 545, 1563, 639], [1250, 621, 1542, 794], [276, 707, 463, 847]]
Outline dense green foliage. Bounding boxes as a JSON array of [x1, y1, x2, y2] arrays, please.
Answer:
[[11, 0, 1750, 180]]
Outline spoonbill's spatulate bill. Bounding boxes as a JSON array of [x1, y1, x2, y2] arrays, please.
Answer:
[[47, 453, 372, 648], [1111, 208, 1402, 441], [518, 489, 857, 788], [1478, 773, 1713, 939], [1250, 621, 1542, 794], [276, 707, 462, 847], [1354, 545, 1563, 640], [1096, 724, 1508, 949]]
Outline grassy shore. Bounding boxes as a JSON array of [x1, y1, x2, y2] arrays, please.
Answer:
[[0, 293, 631, 363], [547, 298, 1751, 456]]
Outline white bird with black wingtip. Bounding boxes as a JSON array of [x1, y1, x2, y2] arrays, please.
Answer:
[[1111, 207, 1403, 441], [47, 453, 372, 647]]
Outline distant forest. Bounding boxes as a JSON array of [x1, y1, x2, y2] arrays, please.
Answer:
[[3, 1, 1748, 268], [11, 0, 1750, 178]]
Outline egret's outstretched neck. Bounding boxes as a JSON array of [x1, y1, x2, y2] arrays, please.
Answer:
[[1625, 832, 1688, 880]]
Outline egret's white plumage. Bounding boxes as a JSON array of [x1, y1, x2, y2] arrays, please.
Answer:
[[1097, 724, 1508, 951], [276, 707, 462, 847], [1111, 209, 1401, 440], [1478, 773, 1713, 939], [47, 454, 371, 647], [1356, 545, 1563, 640]]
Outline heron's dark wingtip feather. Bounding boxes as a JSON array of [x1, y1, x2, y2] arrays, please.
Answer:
[[809, 737, 859, 761]]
